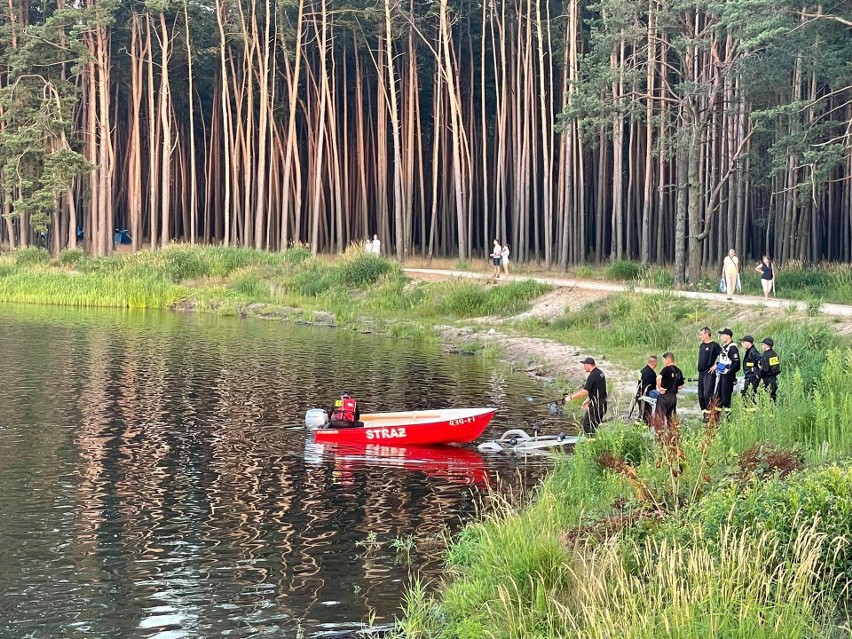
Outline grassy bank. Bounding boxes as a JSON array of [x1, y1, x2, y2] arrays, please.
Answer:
[[0, 245, 549, 339], [397, 348, 852, 637]]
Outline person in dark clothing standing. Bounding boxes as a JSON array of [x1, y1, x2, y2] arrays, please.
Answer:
[[564, 357, 608, 435], [740, 335, 761, 406], [637, 355, 658, 424], [713, 328, 741, 412], [697, 327, 722, 420], [655, 352, 685, 422], [757, 338, 781, 401]]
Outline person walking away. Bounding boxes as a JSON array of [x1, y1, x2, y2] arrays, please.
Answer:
[[721, 249, 740, 300], [372, 234, 381, 255], [637, 355, 658, 424], [757, 338, 781, 401], [328, 391, 361, 429], [501, 243, 511, 276], [713, 328, 741, 414], [740, 335, 761, 408], [697, 327, 722, 420], [755, 256, 775, 299], [490, 239, 502, 279], [655, 352, 685, 422], [564, 357, 607, 435]]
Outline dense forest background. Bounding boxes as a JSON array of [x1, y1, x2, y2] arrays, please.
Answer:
[[0, 0, 849, 282]]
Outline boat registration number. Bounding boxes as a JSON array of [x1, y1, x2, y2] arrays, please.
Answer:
[[448, 416, 476, 426], [366, 427, 407, 440]]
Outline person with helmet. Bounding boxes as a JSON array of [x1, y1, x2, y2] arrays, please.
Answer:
[[713, 328, 741, 413], [696, 327, 722, 421], [757, 338, 781, 401], [740, 335, 761, 406], [328, 392, 361, 429]]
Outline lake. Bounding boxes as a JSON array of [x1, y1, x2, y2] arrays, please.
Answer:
[[0, 305, 569, 638]]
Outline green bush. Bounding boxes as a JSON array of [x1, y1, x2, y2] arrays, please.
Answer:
[[14, 247, 50, 266], [337, 252, 397, 287], [58, 248, 87, 267], [606, 260, 643, 281], [672, 465, 852, 593], [580, 420, 653, 470], [649, 267, 675, 289]]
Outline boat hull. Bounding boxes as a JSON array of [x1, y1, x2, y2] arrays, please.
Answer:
[[313, 407, 496, 446]]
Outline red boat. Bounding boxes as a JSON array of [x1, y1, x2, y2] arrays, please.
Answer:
[[311, 407, 497, 446]]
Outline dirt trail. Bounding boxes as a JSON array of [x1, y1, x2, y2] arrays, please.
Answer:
[[404, 267, 852, 319], [405, 266, 852, 408]]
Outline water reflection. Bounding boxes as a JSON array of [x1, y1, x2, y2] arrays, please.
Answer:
[[0, 305, 561, 638]]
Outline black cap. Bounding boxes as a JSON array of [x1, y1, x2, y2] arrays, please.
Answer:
[[761, 338, 774, 347], [741, 335, 754, 343], [580, 357, 596, 365], [341, 391, 351, 398], [718, 328, 733, 337]]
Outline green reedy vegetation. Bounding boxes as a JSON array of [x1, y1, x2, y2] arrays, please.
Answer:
[[398, 345, 852, 638], [0, 246, 549, 336]]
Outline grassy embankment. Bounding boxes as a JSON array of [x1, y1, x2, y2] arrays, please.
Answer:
[[395, 300, 852, 635], [0, 245, 551, 342]]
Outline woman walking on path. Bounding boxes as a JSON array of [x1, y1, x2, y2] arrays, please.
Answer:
[[721, 249, 740, 300], [755, 256, 775, 299], [501, 243, 511, 277]]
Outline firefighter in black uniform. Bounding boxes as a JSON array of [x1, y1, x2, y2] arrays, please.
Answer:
[[757, 337, 781, 401], [637, 355, 658, 424], [697, 327, 722, 420], [713, 328, 741, 413], [740, 335, 761, 407], [565, 357, 608, 435]]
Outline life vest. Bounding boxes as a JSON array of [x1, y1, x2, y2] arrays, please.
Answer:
[[331, 397, 357, 423]]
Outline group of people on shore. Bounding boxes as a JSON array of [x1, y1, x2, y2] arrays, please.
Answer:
[[490, 239, 511, 278], [721, 249, 777, 301], [565, 327, 782, 435], [636, 328, 781, 425]]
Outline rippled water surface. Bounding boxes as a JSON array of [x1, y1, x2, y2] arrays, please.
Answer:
[[0, 305, 568, 638]]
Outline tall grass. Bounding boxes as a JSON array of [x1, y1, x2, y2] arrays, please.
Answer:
[[403, 523, 839, 638]]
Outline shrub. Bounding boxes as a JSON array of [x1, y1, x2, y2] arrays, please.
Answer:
[[649, 267, 675, 289], [58, 248, 87, 268], [14, 246, 50, 266], [671, 465, 852, 594], [338, 252, 397, 287], [605, 259, 642, 281]]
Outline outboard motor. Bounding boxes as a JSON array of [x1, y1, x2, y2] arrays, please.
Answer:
[[304, 408, 329, 430]]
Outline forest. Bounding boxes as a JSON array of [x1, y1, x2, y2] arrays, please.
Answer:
[[0, 0, 849, 283]]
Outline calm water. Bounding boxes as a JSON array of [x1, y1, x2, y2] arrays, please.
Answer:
[[0, 305, 567, 638]]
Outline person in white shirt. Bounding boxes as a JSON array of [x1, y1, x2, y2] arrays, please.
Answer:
[[490, 239, 502, 278], [364, 237, 374, 254], [501, 243, 510, 276], [372, 235, 381, 256], [721, 248, 740, 301]]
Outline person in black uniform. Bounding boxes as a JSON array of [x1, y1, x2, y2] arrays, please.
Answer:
[[713, 328, 741, 412], [637, 355, 658, 424], [740, 335, 761, 406], [697, 327, 722, 420], [655, 352, 685, 422], [564, 357, 607, 435], [757, 337, 781, 401]]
